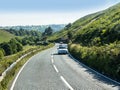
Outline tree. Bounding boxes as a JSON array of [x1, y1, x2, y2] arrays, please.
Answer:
[[67, 31, 73, 40], [1, 42, 13, 55], [9, 39, 17, 54], [65, 23, 71, 29], [22, 38, 28, 45], [42, 26, 53, 36], [0, 48, 4, 59], [16, 43, 23, 51]]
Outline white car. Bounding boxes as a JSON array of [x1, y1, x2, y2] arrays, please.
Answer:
[[58, 44, 67, 49], [58, 49, 68, 54], [57, 44, 68, 54]]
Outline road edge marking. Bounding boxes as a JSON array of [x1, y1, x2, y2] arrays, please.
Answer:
[[10, 58, 32, 90], [68, 52, 120, 85], [60, 76, 74, 90]]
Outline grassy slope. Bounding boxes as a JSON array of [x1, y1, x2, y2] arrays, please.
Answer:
[[49, 3, 120, 81], [0, 30, 15, 43], [49, 3, 120, 44], [49, 10, 104, 41], [73, 3, 120, 45]]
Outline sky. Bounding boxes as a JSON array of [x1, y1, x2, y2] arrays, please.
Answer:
[[0, 0, 120, 26]]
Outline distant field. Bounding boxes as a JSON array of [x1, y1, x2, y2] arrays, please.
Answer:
[[0, 29, 15, 43]]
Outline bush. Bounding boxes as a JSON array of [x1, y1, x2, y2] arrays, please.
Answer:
[[69, 44, 120, 81], [0, 49, 4, 59], [0, 43, 13, 55]]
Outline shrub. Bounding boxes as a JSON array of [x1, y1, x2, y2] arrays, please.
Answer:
[[0, 49, 4, 59], [69, 44, 120, 81]]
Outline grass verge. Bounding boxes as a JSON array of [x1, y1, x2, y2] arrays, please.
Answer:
[[68, 43, 120, 82], [0, 44, 54, 90], [0, 45, 38, 75]]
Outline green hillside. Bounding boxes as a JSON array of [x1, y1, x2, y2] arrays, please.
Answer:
[[50, 3, 120, 45], [50, 3, 120, 81], [73, 3, 120, 46], [0, 30, 15, 43]]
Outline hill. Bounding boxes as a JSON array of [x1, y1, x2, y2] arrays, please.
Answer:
[[72, 3, 120, 46], [0, 29, 15, 43], [0, 24, 65, 33], [50, 3, 120, 45], [49, 3, 120, 81]]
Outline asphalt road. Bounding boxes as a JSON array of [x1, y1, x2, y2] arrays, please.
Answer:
[[10, 44, 120, 90]]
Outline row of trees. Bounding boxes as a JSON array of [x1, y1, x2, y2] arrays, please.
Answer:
[[6, 26, 54, 37], [0, 26, 54, 59], [0, 38, 23, 58], [6, 28, 41, 37], [0, 33, 50, 59], [0, 36, 44, 59]]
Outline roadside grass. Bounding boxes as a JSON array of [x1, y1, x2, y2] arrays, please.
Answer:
[[0, 44, 54, 90], [0, 45, 39, 75], [68, 43, 120, 81]]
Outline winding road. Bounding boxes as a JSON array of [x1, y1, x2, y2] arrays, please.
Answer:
[[10, 44, 120, 90]]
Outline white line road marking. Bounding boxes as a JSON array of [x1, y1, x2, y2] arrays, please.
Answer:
[[51, 54, 53, 58], [53, 65, 59, 73], [51, 54, 54, 63], [51, 58, 54, 63], [68, 52, 120, 85], [60, 76, 74, 90], [10, 58, 32, 90]]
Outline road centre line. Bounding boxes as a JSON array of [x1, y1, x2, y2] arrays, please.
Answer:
[[53, 65, 59, 73], [51, 54, 53, 58], [51, 58, 54, 63], [60, 76, 74, 90], [51, 52, 73, 90]]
